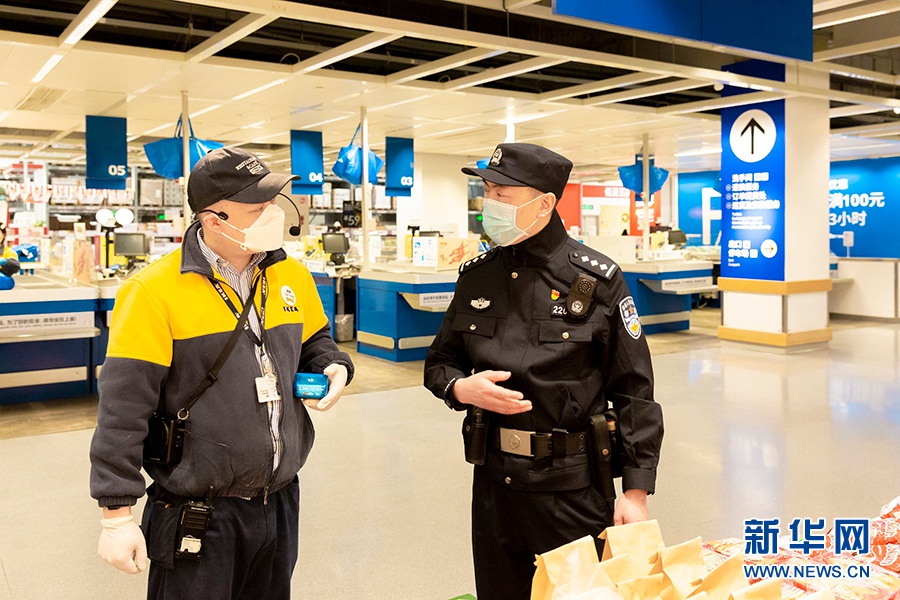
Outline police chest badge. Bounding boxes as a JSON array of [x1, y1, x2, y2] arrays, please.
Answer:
[[619, 296, 642, 339], [470, 297, 491, 311]]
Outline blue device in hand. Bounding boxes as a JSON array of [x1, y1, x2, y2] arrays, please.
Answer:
[[293, 373, 329, 399]]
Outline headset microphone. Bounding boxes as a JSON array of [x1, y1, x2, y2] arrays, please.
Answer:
[[278, 193, 304, 237]]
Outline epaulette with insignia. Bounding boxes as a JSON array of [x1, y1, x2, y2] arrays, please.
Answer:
[[568, 248, 617, 280], [458, 248, 498, 274]]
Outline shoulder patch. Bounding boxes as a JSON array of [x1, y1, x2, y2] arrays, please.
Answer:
[[568, 249, 617, 280], [458, 249, 498, 275]]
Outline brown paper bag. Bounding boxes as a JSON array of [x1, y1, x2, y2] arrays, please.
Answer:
[[618, 573, 666, 600], [595, 553, 639, 585], [531, 535, 600, 600], [687, 554, 748, 600], [656, 537, 706, 598], [727, 578, 781, 600], [600, 520, 665, 578]]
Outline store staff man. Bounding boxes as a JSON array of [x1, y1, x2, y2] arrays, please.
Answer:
[[90, 147, 353, 599], [424, 143, 663, 599]]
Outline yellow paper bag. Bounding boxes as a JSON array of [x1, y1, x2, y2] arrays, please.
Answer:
[[532, 535, 600, 600], [600, 520, 665, 578], [727, 578, 781, 600], [596, 554, 640, 585], [657, 537, 706, 598], [688, 554, 748, 600], [618, 573, 666, 600], [586, 563, 618, 590]]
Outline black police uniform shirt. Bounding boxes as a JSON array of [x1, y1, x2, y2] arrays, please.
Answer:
[[425, 212, 663, 494]]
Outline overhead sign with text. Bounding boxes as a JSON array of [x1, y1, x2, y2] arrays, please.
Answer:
[[828, 156, 900, 259], [720, 100, 786, 281]]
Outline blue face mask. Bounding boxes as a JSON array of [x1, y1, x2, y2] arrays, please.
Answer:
[[481, 193, 546, 246]]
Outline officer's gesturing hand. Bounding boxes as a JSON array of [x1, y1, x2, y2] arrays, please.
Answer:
[[452, 370, 533, 415]]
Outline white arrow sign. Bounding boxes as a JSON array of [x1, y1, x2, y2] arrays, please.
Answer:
[[729, 108, 776, 163]]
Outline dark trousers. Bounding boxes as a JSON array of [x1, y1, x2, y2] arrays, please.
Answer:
[[471, 467, 611, 600], [142, 477, 300, 600]]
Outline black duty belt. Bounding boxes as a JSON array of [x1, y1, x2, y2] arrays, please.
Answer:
[[491, 427, 587, 460]]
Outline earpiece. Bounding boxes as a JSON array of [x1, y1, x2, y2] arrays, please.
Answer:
[[279, 193, 303, 237]]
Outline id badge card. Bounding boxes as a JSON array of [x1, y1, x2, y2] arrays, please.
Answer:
[[255, 374, 281, 403]]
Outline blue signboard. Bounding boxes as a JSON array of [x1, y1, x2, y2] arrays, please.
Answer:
[[553, 0, 811, 61], [85, 116, 127, 190], [720, 99, 786, 281], [677, 171, 721, 246], [385, 137, 414, 197], [829, 156, 900, 259], [290, 130, 324, 195]]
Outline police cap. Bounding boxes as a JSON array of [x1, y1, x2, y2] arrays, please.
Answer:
[[462, 143, 573, 201]]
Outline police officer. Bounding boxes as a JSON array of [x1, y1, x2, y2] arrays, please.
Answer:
[[424, 143, 663, 599]]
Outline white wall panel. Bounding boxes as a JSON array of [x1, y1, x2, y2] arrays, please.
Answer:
[[723, 292, 783, 332], [787, 292, 829, 332]]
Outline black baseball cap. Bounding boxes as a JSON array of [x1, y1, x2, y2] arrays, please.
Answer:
[[462, 143, 573, 201], [188, 147, 299, 212]]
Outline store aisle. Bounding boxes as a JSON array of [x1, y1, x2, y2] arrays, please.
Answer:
[[0, 322, 898, 599]]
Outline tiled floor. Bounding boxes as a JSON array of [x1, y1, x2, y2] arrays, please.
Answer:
[[1, 310, 898, 600]]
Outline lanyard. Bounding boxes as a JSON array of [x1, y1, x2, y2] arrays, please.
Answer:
[[208, 272, 267, 348]]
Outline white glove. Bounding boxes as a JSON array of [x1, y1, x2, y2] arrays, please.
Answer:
[[98, 515, 148, 574]]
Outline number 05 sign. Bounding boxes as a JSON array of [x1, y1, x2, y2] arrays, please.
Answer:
[[86, 115, 128, 190]]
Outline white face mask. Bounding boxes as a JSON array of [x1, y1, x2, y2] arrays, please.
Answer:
[[481, 194, 545, 246], [219, 204, 285, 252]]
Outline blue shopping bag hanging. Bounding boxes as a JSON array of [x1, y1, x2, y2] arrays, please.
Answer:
[[143, 117, 224, 179], [332, 125, 384, 185]]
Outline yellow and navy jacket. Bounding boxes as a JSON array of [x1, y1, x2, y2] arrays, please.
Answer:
[[90, 221, 353, 507]]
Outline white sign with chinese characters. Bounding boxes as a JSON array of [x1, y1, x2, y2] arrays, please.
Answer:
[[417, 292, 454, 308], [0, 312, 94, 336]]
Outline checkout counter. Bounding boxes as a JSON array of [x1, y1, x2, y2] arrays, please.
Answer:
[[0, 272, 103, 404], [355, 267, 458, 362], [828, 257, 899, 319]]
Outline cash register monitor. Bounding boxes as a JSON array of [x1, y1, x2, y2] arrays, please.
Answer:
[[667, 229, 688, 247], [322, 232, 350, 265], [114, 232, 150, 257]]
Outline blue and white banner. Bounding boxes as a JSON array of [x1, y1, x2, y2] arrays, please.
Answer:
[[291, 130, 324, 195], [85, 116, 127, 190], [720, 100, 786, 281], [829, 156, 900, 259], [385, 137, 414, 197], [677, 171, 721, 246]]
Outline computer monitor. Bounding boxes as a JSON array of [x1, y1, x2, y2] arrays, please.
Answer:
[[321, 232, 350, 254], [667, 229, 688, 246], [114, 232, 150, 257], [321, 232, 350, 265]]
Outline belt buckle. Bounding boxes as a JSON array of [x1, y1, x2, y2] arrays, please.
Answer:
[[499, 427, 534, 457]]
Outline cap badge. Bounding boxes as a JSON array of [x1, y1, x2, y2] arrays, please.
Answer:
[[470, 297, 491, 311], [490, 147, 502, 166], [550, 289, 560, 301]]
